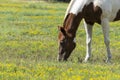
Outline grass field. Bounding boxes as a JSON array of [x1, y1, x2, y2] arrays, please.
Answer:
[[0, 0, 120, 80]]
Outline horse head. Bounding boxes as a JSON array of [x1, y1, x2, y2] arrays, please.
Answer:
[[58, 26, 76, 61]]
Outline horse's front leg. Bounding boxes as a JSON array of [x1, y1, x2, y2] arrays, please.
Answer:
[[101, 18, 112, 63], [84, 21, 94, 62]]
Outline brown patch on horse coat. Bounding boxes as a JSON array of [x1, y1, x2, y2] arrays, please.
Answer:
[[62, 2, 102, 38], [82, 2, 102, 24], [114, 10, 120, 21], [63, 13, 83, 38]]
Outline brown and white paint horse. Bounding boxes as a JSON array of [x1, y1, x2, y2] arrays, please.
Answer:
[[58, 0, 120, 62]]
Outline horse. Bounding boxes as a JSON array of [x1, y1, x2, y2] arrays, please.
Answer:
[[57, 0, 120, 62]]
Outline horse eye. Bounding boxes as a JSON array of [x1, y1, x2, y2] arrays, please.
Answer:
[[60, 39, 66, 45], [60, 41, 64, 44]]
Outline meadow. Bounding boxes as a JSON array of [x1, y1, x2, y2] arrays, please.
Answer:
[[0, 0, 120, 80]]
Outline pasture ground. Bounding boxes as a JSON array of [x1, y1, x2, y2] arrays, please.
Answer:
[[0, 0, 120, 80]]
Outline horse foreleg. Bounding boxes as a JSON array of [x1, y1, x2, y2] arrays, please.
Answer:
[[84, 21, 93, 62], [101, 18, 112, 63]]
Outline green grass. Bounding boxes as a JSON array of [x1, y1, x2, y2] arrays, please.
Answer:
[[0, 0, 120, 80]]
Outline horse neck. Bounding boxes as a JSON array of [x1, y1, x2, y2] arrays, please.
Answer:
[[63, 13, 83, 38]]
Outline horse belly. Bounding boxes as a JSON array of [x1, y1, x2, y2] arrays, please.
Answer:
[[113, 10, 120, 21], [109, 0, 120, 21]]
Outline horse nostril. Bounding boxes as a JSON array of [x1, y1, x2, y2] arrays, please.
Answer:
[[57, 54, 63, 61], [58, 58, 62, 62]]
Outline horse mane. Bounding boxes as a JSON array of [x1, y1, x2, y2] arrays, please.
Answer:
[[64, 0, 75, 20], [63, 0, 75, 26]]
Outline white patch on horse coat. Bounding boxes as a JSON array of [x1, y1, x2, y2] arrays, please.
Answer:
[[94, 0, 120, 21], [64, 0, 75, 19], [73, 38, 76, 43], [108, 0, 120, 21], [84, 20, 93, 62], [101, 18, 112, 62], [65, 0, 120, 21], [69, 0, 88, 15]]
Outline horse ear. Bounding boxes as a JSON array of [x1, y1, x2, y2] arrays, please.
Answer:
[[58, 26, 66, 36]]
